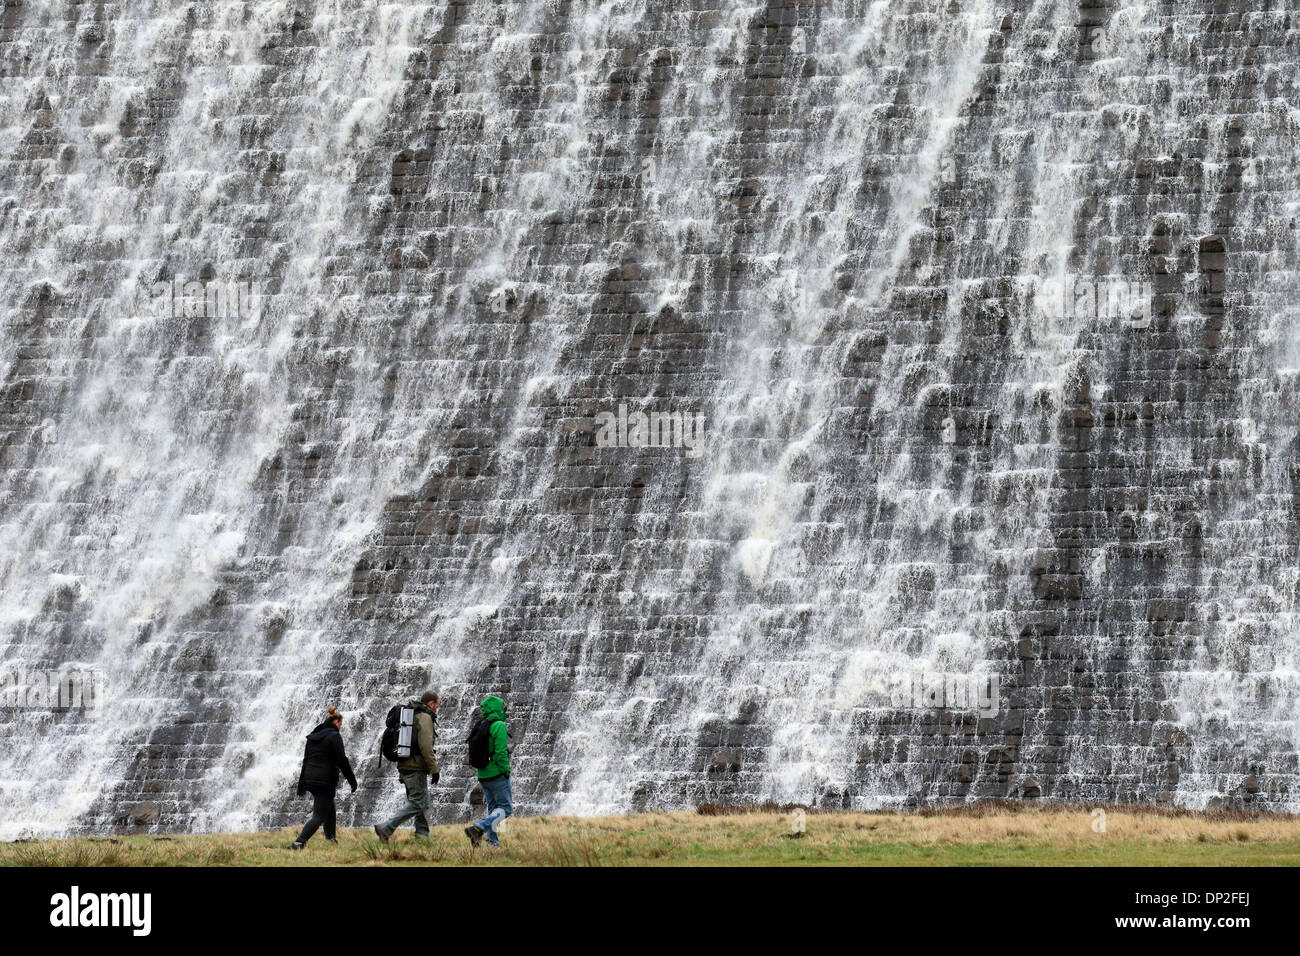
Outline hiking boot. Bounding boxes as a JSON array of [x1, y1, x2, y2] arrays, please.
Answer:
[[288, 841, 304, 851], [324, 837, 338, 844], [373, 825, 390, 844], [464, 825, 483, 848]]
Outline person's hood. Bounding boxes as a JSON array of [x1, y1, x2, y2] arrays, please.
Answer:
[[410, 698, 436, 717], [480, 696, 506, 722], [306, 721, 338, 741]]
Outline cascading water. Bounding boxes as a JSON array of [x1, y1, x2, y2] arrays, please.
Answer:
[[1, 0, 1298, 837]]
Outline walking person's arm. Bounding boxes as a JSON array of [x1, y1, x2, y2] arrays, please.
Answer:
[[416, 711, 439, 781], [489, 721, 509, 777], [333, 733, 357, 792]]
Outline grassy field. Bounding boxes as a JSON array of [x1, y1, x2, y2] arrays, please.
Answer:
[[6, 803, 1300, 867]]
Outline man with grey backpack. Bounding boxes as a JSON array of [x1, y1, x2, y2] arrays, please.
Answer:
[[374, 690, 439, 842]]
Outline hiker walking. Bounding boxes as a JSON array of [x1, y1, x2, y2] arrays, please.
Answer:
[[290, 705, 357, 850], [374, 690, 440, 842], [464, 695, 511, 848]]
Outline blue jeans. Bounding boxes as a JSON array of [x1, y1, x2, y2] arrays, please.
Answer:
[[474, 775, 513, 846]]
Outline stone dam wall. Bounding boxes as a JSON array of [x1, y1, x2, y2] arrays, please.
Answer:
[[1, 0, 1299, 834]]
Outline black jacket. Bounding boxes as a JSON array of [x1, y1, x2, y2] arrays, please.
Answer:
[[297, 722, 357, 795]]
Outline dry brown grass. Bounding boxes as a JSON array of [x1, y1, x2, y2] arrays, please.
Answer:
[[5, 803, 1300, 867]]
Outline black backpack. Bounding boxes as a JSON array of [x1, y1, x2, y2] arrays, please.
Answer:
[[466, 717, 494, 769], [377, 703, 416, 769]]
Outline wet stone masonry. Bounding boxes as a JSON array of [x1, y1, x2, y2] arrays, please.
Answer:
[[1, 0, 1299, 833]]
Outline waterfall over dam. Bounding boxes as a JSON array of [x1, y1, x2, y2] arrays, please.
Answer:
[[2, 0, 1299, 837]]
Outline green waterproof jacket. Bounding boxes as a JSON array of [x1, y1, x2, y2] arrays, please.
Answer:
[[477, 696, 510, 780]]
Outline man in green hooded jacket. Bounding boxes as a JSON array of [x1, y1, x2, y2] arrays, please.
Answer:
[[464, 695, 511, 848]]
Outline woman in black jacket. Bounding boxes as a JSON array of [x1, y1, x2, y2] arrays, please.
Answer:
[[290, 705, 357, 849]]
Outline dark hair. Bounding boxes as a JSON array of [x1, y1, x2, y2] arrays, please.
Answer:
[[420, 690, 439, 705], [326, 705, 342, 725]]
